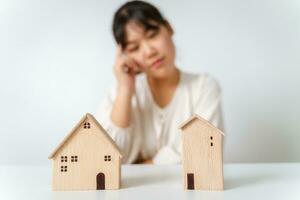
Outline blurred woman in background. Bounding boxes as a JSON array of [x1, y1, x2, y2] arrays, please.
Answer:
[[96, 0, 224, 164]]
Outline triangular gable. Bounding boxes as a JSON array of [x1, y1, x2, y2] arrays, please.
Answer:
[[178, 114, 225, 136], [48, 113, 122, 159]]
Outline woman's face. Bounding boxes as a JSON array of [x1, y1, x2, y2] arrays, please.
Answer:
[[123, 21, 176, 79]]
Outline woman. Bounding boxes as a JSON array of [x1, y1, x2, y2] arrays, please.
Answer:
[[96, 0, 224, 164]]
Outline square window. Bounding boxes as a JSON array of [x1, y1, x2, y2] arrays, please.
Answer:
[[84, 122, 91, 129], [104, 155, 111, 162], [71, 156, 78, 162], [104, 155, 111, 161], [61, 156, 67, 162], [60, 166, 67, 172]]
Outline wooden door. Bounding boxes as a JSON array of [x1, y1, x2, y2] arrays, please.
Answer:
[[187, 173, 194, 190], [96, 173, 105, 190]]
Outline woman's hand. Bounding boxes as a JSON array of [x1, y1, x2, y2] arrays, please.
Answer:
[[113, 45, 141, 96]]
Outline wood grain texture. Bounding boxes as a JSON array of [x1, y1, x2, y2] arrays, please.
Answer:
[[49, 113, 122, 191], [180, 114, 224, 190]]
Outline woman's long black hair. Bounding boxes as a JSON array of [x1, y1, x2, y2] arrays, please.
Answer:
[[112, 0, 171, 49]]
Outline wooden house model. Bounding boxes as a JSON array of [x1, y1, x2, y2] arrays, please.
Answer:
[[48, 113, 122, 191], [179, 114, 224, 190]]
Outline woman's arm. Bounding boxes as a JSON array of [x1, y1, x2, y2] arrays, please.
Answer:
[[96, 46, 143, 163], [111, 45, 140, 128], [96, 87, 139, 164], [111, 87, 133, 128]]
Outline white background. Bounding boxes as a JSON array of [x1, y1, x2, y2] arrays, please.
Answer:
[[0, 0, 299, 165]]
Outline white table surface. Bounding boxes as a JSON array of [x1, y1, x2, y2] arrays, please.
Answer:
[[0, 163, 299, 200]]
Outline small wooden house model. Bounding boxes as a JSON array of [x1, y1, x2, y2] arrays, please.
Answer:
[[48, 113, 122, 191], [179, 114, 224, 190]]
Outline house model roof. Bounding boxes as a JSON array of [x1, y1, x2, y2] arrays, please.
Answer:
[[178, 114, 225, 136], [48, 113, 122, 159]]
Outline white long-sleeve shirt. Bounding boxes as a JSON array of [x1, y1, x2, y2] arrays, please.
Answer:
[[95, 70, 224, 164]]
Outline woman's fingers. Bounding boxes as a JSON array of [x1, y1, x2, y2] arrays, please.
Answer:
[[115, 44, 142, 75], [130, 59, 142, 74], [126, 58, 143, 75], [124, 58, 137, 74]]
